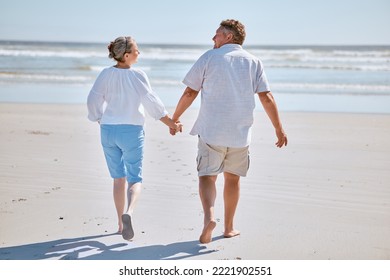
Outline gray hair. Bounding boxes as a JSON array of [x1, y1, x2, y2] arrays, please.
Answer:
[[220, 19, 246, 45], [107, 36, 135, 62]]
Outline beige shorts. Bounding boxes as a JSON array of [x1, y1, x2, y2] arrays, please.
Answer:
[[196, 137, 250, 177]]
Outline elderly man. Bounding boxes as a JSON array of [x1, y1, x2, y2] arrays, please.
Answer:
[[171, 19, 288, 243]]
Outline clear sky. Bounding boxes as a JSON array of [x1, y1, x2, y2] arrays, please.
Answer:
[[1, 0, 389, 45]]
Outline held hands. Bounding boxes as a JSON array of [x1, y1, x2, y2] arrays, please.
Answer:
[[170, 120, 183, 136], [160, 115, 182, 135]]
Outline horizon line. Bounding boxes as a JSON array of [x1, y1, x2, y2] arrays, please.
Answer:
[[0, 39, 389, 48]]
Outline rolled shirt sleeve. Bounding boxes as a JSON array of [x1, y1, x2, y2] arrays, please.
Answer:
[[254, 60, 271, 93], [182, 51, 209, 91]]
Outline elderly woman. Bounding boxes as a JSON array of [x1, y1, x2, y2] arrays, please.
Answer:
[[87, 36, 181, 241]]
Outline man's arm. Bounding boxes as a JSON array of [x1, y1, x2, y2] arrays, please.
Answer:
[[170, 86, 199, 135], [173, 86, 199, 121], [258, 91, 288, 148]]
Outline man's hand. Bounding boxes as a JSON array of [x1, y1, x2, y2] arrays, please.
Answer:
[[275, 128, 288, 148]]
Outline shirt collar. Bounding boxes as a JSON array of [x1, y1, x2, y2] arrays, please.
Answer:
[[219, 43, 243, 50]]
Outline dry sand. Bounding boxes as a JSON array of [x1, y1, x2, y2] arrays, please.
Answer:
[[0, 103, 389, 260]]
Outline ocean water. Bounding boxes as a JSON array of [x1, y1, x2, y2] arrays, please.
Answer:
[[0, 41, 389, 113]]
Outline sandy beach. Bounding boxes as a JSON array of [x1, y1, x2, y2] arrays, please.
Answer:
[[0, 103, 389, 260]]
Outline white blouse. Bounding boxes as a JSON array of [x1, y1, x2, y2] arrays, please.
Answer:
[[87, 66, 168, 125]]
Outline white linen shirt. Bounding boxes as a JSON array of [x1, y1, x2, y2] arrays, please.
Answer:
[[87, 66, 168, 125], [183, 44, 270, 147]]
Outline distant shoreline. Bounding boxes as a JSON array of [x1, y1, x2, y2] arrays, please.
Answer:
[[1, 39, 390, 48], [1, 41, 389, 114]]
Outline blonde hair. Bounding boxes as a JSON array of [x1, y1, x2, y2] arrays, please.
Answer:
[[220, 19, 246, 45], [107, 36, 135, 62]]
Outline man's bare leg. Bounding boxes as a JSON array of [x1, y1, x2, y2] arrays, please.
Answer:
[[223, 172, 241, 238], [199, 175, 217, 243], [113, 177, 126, 233]]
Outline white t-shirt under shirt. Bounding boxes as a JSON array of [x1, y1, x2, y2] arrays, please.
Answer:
[[87, 66, 168, 125], [183, 44, 271, 148]]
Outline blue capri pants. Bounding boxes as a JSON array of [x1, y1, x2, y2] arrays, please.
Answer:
[[100, 124, 144, 183]]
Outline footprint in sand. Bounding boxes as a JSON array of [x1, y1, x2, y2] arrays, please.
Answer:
[[12, 198, 27, 203], [26, 130, 51, 135]]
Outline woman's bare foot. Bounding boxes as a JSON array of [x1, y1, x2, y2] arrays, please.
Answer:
[[121, 214, 134, 240], [117, 224, 123, 234], [224, 229, 240, 238], [199, 221, 217, 244]]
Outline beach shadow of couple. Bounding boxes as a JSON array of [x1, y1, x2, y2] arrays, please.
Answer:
[[0, 233, 223, 260]]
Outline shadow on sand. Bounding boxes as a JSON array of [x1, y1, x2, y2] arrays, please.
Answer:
[[0, 233, 223, 260]]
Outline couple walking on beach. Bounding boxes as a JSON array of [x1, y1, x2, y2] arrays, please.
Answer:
[[87, 19, 288, 243]]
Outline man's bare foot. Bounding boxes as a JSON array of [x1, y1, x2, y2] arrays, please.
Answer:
[[224, 229, 240, 238], [199, 221, 217, 244]]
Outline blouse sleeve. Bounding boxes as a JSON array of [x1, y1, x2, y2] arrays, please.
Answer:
[[141, 91, 168, 120], [134, 70, 168, 120], [87, 70, 107, 122]]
